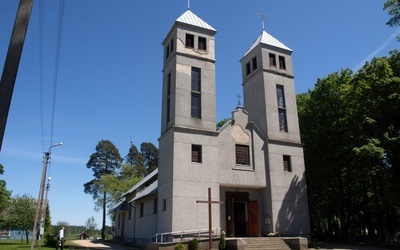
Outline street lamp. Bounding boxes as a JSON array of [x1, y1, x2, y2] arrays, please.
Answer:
[[30, 142, 62, 249]]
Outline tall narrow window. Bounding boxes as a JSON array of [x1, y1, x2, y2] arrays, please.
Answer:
[[269, 53, 277, 67], [236, 144, 250, 165], [252, 56, 257, 70], [153, 198, 158, 214], [140, 203, 144, 217], [186, 33, 194, 48], [198, 36, 207, 50], [283, 155, 292, 172], [191, 67, 201, 119], [167, 72, 171, 123], [192, 144, 202, 163], [128, 202, 132, 220], [279, 56, 286, 70], [162, 199, 167, 211], [276, 85, 288, 132]]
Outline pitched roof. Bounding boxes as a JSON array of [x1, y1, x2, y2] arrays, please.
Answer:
[[122, 168, 158, 196], [176, 10, 216, 32], [243, 30, 292, 57], [128, 180, 158, 202]]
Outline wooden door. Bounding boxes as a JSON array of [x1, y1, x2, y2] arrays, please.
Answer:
[[247, 200, 260, 237]]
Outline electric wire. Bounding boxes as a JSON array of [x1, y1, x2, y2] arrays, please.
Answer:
[[39, 0, 44, 153], [49, 0, 65, 147]]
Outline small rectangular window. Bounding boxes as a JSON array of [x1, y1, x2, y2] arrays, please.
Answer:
[[269, 53, 277, 67], [279, 56, 286, 70], [235, 144, 250, 165], [192, 144, 202, 163], [198, 36, 207, 50], [283, 155, 292, 172], [153, 198, 158, 214], [191, 93, 201, 119], [186, 33, 194, 48], [252, 56, 257, 70], [246, 62, 251, 75], [140, 203, 144, 217], [170, 39, 174, 53], [162, 199, 167, 211]]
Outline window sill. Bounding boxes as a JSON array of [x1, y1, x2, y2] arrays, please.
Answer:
[[232, 165, 254, 172]]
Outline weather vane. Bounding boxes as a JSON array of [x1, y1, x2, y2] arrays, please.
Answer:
[[256, 10, 266, 30]]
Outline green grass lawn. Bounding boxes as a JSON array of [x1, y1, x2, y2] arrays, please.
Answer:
[[0, 239, 74, 249]]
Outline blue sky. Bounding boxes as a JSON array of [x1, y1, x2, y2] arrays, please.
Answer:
[[0, 0, 399, 227]]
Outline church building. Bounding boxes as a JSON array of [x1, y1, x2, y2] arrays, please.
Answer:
[[112, 7, 310, 244]]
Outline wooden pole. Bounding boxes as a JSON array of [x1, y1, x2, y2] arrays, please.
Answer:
[[0, 0, 34, 151]]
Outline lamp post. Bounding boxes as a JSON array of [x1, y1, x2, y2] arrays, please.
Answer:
[[30, 142, 62, 249]]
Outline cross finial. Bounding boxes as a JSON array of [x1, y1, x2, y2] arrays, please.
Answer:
[[236, 93, 242, 106], [256, 10, 266, 30]]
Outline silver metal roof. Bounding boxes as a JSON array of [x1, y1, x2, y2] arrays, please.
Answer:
[[176, 10, 216, 32], [243, 30, 292, 57]]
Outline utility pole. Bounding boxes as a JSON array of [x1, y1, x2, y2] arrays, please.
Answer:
[[0, 0, 34, 151], [31, 143, 62, 250]]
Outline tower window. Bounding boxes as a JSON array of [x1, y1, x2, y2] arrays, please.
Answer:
[[269, 53, 277, 67], [186, 33, 194, 48], [276, 85, 288, 132], [162, 199, 167, 211], [252, 56, 257, 70], [167, 72, 171, 124], [279, 56, 286, 70], [246, 62, 251, 76], [192, 144, 202, 163], [198, 36, 207, 50], [283, 155, 292, 172], [235, 144, 250, 165], [165, 45, 170, 59], [170, 39, 174, 53], [191, 67, 201, 119]]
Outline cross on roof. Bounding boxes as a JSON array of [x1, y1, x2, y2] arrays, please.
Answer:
[[256, 10, 267, 30], [236, 93, 242, 106]]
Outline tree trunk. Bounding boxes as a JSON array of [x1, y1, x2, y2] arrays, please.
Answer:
[[25, 231, 29, 244], [102, 191, 107, 240]]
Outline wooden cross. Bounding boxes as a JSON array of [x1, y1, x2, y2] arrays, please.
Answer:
[[196, 188, 223, 250]]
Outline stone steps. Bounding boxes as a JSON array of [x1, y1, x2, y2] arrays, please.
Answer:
[[243, 237, 291, 250]]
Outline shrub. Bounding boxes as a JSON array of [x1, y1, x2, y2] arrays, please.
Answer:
[[174, 242, 185, 250], [191, 238, 199, 250], [219, 232, 226, 250]]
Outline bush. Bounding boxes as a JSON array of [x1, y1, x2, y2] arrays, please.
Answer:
[[174, 242, 185, 250], [219, 232, 226, 250], [43, 233, 56, 247], [191, 238, 199, 250]]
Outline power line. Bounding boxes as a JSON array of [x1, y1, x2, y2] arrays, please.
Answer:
[[49, 0, 65, 146]]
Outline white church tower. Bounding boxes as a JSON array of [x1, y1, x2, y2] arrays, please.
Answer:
[[158, 9, 220, 234]]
